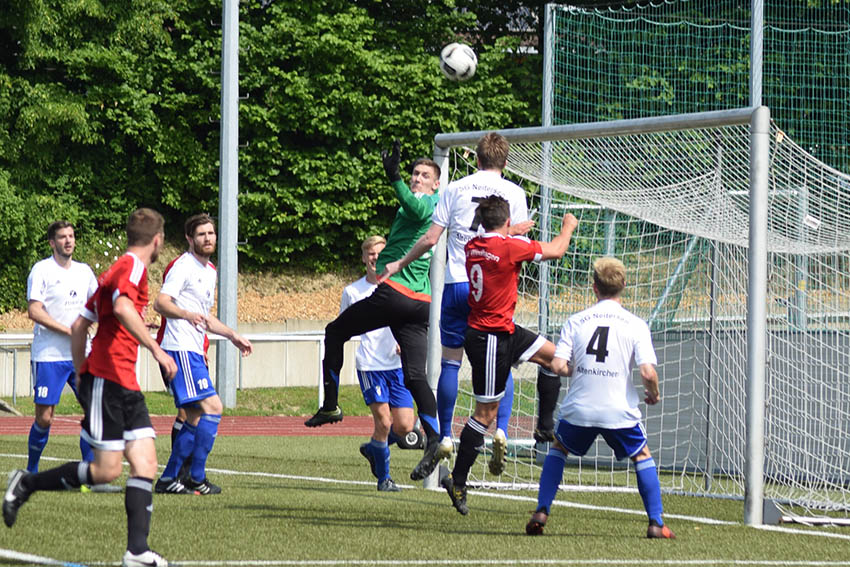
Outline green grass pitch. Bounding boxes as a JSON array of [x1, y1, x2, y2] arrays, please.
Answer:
[[0, 434, 849, 566]]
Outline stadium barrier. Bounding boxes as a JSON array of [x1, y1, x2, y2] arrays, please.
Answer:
[[0, 322, 362, 402]]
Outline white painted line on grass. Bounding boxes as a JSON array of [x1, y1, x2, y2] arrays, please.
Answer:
[[0, 547, 87, 567], [86, 560, 850, 566], [3, 453, 849, 541]]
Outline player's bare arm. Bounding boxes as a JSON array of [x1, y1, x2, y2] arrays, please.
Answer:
[[204, 314, 253, 356], [508, 219, 535, 236], [640, 363, 660, 405], [378, 222, 444, 282], [153, 292, 206, 330], [550, 356, 571, 377], [27, 300, 72, 336], [115, 295, 177, 379], [70, 315, 93, 376], [539, 213, 579, 260]]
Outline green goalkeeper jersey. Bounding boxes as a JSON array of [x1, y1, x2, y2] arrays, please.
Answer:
[[376, 179, 439, 296]]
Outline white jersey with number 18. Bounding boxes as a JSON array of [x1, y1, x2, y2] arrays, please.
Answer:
[[555, 299, 658, 429]]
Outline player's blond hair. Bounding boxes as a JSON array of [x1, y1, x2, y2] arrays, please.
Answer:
[[361, 235, 386, 253], [476, 132, 509, 170], [593, 257, 626, 298]]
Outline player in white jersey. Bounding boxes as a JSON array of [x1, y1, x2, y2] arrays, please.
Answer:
[[153, 214, 253, 495], [347, 236, 415, 492], [526, 257, 675, 539], [381, 132, 562, 471], [25, 221, 98, 474]]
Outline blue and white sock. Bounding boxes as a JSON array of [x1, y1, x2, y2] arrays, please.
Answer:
[[27, 422, 50, 473], [536, 447, 567, 515], [190, 414, 221, 483], [162, 421, 196, 480], [437, 358, 461, 439], [496, 372, 515, 437], [368, 438, 390, 482], [635, 456, 664, 525]]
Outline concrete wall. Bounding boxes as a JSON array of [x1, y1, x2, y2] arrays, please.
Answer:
[[0, 321, 360, 399]]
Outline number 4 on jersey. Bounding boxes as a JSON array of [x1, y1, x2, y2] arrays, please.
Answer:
[[586, 326, 610, 362]]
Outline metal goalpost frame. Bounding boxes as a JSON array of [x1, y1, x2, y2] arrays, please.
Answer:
[[430, 105, 771, 525], [217, 0, 239, 409]]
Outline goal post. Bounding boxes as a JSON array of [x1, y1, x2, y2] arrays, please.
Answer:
[[425, 105, 850, 526]]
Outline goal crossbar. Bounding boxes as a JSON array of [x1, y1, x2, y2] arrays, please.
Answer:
[[434, 106, 756, 148]]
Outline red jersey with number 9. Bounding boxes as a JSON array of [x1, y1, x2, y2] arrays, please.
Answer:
[[465, 233, 542, 333], [80, 253, 149, 390]]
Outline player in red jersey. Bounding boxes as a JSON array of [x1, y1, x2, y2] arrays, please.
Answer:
[[442, 196, 578, 515], [3, 208, 177, 567]]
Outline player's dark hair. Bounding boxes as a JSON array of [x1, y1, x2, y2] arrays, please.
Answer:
[[593, 257, 627, 298], [185, 213, 216, 238], [412, 157, 441, 179], [126, 208, 165, 246], [476, 195, 510, 231], [476, 132, 509, 170], [47, 220, 74, 241]]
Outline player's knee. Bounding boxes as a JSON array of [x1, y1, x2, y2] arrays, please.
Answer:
[[34, 405, 55, 428], [35, 414, 54, 429], [632, 444, 652, 462], [391, 410, 415, 435], [373, 418, 391, 438], [202, 395, 223, 415], [128, 454, 158, 479], [90, 460, 123, 483]]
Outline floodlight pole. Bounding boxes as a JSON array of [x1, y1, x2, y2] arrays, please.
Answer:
[[217, 0, 239, 409]]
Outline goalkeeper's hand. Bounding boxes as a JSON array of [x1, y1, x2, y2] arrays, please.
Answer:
[[381, 140, 402, 183]]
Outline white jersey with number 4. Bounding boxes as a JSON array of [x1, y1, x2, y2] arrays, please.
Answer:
[[27, 257, 98, 362], [555, 299, 658, 429], [158, 252, 217, 355], [341, 277, 401, 371], [432, 170, 529, 284]]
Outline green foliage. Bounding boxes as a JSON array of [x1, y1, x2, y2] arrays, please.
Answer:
[[0, 0, 543, 306], [0, 169, 83, 310]]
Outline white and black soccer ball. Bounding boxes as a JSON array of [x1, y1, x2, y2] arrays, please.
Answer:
[[439, 42, 477, 82]]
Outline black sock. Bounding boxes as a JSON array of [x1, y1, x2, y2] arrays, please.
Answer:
[[321, 370, 340, 411], [28, 461, 91, 491], [452, 418, 487, 487], [125, 477, 153, 555], [536, 367, 561, 432], [171, 418, 184, 450]]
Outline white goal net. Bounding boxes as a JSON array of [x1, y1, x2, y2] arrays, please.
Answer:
[[435, 108, 850, 522]]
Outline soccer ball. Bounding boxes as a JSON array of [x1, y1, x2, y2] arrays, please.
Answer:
[[440, 42, 477, 82]]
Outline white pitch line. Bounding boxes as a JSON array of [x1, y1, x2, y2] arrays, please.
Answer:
[[0, 547, 87, 567], [3, 453, 850, 541], [84, 560, 850, 567]]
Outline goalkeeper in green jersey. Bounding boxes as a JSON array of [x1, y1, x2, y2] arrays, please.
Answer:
[[305, 141, 445, 481]]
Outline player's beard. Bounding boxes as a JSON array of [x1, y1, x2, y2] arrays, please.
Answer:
[[56, 249, 73, 261]]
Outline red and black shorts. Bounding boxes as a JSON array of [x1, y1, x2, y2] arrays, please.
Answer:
[[463, 324, 546, 403]]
